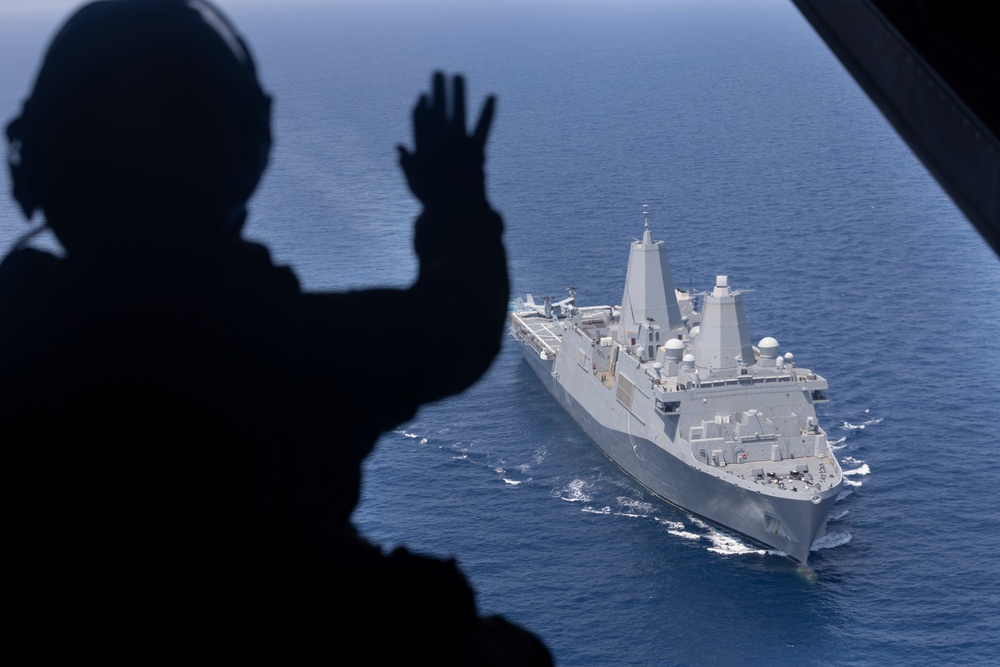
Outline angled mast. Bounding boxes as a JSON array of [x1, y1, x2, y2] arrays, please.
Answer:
[[619, 205, 683, 338]]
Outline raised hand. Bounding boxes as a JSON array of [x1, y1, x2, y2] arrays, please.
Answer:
[[398, 72, 496, 209]]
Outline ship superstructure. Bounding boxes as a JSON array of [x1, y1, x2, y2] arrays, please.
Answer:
[[510, 208, 843, 564]]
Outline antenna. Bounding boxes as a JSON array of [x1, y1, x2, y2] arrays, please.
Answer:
[[642, 203, 650, 230]]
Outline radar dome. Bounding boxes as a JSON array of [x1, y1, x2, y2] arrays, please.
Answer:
[[758, 337, 779, 358], [664, 338, 685, 361]]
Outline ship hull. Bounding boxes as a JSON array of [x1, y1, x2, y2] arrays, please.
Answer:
[[519, 345, 838, 565]]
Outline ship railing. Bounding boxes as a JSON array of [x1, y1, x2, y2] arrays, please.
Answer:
[[533, 337, 559, 355], [522, 331, 558, 357], [510, 317, 559, 356], [739, 433, 778, 443], [691, 375, 797, 389]]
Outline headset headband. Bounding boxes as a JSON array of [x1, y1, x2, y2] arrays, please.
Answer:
[[5, 0, 271, 224]]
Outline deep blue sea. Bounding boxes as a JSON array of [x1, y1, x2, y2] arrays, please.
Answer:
[[2, 1, 999, 665]]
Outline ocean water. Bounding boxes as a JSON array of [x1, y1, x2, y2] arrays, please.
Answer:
[[2, 1, 999, 665]]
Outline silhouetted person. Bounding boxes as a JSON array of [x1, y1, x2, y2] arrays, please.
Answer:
[[0, 1, 550, 663]]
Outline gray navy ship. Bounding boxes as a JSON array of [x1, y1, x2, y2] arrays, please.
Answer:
[[510, 207, 844, 564]]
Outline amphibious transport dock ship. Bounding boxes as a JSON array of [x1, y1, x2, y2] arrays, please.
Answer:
[[510, 208, 844, 564]]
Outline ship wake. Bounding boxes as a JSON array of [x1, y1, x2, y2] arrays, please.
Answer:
[[395, 429, 429, 445], [559, 479, 593, 503], [656, 516, 785, 559], [811, 531, 852, 551]]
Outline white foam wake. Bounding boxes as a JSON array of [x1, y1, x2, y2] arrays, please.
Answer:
[[659, 516, 705, 541], [811, 531, 852, 551], [617, 497, 653, 516], [560, 479, 592, 503], [495, 467, 524, 486], [705, 530, 769, 557], [686, 516, 776, 557], [657, 516, 787, 559], [842, 417, 883, 430], [667, 529, 702, 541], [843, 463, 871, 476]]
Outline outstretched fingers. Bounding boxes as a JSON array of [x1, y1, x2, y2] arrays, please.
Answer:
[[414, 72, 493, 147], [400, 72, 496, 206], [473, 95, 496, 149], [432, 72, 447, 125], [411, 93, 430, 152], [452, 75, 466, 134]]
